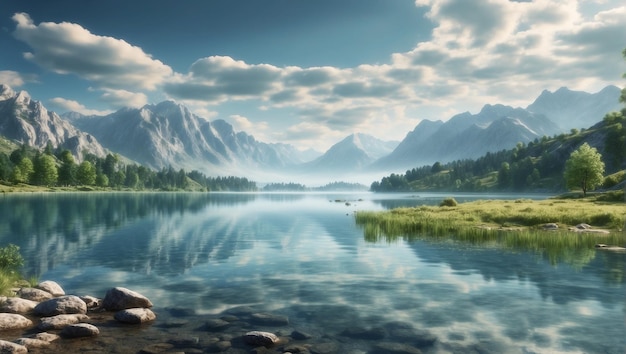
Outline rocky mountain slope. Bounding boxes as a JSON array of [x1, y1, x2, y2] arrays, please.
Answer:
[[0, 84, 107, 161], [371, 86, 621, 172], [301, 133, 398, 173], [527, 85, 621, 131], [66, 101, 309, 174]]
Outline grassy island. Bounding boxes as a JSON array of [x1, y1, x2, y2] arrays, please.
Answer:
[[355, 194, 626, 265]]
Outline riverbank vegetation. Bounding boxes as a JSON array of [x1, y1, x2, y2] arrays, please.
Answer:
[[355, 196, 626, 266], [0, 244, 26, 295]]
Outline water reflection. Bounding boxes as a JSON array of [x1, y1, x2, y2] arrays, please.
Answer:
[[0, 193, 623, 353]]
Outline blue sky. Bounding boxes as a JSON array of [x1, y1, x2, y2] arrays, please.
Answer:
[[1, 0, 625, 151]]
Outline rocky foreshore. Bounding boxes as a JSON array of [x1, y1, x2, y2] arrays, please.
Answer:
[[0, 280, 504, 353]]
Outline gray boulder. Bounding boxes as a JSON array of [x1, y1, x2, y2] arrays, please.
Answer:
[[60, 323, 99, 338], [34, 295, 87, 316], [0, 297, 39, 314], [243, 331, 280, 346], [36, 280, 65, 296], [102, 287, 153, 311], [17, 287, 53, 302], [13, 337, 51, 349], [79, 295, 101, 309], [38, 314, 90, 330], [114, 308, 156, 324], [0, 313, 33, 330], [32, 332, 60, 342], [0, 340, 27, 353]]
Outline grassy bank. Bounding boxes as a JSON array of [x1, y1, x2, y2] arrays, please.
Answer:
[[355, 197, 626, 266]]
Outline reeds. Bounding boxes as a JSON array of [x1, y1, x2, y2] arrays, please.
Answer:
[[355, 198, 626, 268]]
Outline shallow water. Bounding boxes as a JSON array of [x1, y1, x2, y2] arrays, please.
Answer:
[[0, 192, 624, 353]]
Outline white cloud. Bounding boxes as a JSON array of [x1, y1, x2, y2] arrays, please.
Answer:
[[49, 97, 113, 116], [228, 114, 271, 141], [12, 12, 172, 90], [98, 88, 147, 108], [9, 2, 625, 151], [0, 70, 37, 87]]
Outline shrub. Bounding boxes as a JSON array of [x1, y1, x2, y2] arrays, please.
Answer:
[[440, 197, 458, 207], [0, 244, 24, 270]]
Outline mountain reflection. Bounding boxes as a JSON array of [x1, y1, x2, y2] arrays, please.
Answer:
[[0, 193, 257, 275]]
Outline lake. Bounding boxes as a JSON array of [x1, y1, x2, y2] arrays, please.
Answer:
[[0, 192, 624, 353]]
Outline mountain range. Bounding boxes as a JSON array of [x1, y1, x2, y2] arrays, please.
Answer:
[[0, 83, 621, 183]]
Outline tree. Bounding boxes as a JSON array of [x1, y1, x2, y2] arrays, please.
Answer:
[[564, 143, 605, 197], [76, 161, 96, 186], [57, 150, 76, 186], [11, 157, 34, 184], [33, 154, 58, 186]]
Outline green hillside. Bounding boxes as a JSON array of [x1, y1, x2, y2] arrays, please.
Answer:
[[371, 110, 626, 196]]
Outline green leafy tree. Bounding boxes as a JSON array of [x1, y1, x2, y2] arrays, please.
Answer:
[[11, 157, 34, 184], [564, 143, 605, 197], [0, 153, 11, 181], [57, 150, 76, 186], [76, 161, 96, 185], [33, 154, 58, 186], [95, 172, 109, 187]]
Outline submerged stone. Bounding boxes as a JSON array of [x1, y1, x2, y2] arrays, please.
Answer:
[[102, 287, 153, 311]]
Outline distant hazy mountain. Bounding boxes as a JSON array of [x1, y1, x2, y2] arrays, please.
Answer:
[[302, 133, 398, 173], [65, 101, 308, 174], [527, 86, 621, 131], [0, 84, 107, 160], [372, 104, 561, 171]]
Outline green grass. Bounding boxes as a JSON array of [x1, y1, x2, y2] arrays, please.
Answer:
[[355, 197, 626, 267]]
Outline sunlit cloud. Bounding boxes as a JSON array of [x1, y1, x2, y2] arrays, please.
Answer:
[[0, 70, 37, 87], [12, 12, 173, 91], [49, 97, 113, 116]]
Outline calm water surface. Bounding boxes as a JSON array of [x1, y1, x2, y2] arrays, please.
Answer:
[[0, 192, 624, 353]]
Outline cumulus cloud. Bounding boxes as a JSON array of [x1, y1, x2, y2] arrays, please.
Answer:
[[12, 12, 172, 90], [49, 97, 113, 116], [0, 70, 37, 87], [165, 56, 282, 103], [98, 88, 147, 108]]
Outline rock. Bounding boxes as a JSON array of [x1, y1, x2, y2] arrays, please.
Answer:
[[36, 280, 65, 296], [0, 297, 39, 314], [542, 223, 558, 230], [372, 342, 423, 354], [243, 331, 280, 346], [575, 223, 591, 230], [595, 244, 626, 252], [138, 343, 175, 354], [0, 313, 33, 330], [251, 312, 289, 326], [34, 295, 87, 316], [205, 318, 230, 331], [38, 314, 90, 330], [17, 287, 53, 301], [291, 330, 313, 340], [0, 340, 27, 353], [206, 340, 232, 352], [79, 295, 101, 308], [310, 342, 339, 353], [31, 332, 60, 342], [102, 287, 153, 311], [60, 323, 100, 338], [341, 326, 386, 340], [13, 337, 51, 348], [114, 308, 156, 324]]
